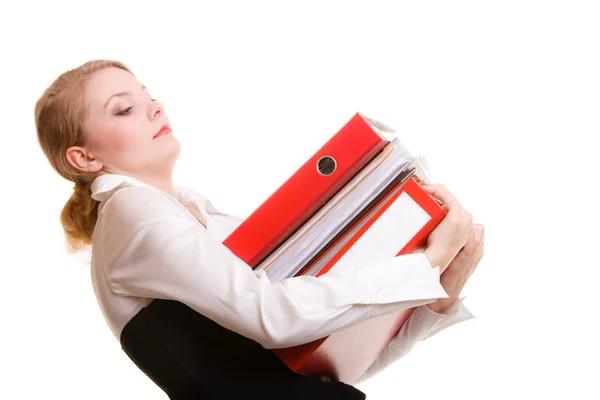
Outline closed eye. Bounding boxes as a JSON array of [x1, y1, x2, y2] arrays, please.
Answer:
[[116, 107, 133, 116], [115, 99, 157, 117]]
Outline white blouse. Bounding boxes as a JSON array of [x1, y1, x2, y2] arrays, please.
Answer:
[[89, 174, 474, 382]]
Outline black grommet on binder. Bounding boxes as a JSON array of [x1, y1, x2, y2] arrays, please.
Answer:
[[317, 155, 337, 176]]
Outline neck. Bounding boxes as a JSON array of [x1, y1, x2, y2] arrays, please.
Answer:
[[149, 179, 177, 198], [109, 170, 177, 199], [140, 173, 176, 198]]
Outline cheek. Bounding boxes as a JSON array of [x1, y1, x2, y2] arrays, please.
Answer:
[[94, 125, 148, 158]]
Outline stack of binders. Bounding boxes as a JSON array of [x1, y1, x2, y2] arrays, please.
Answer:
[[222, 113, 447, 384]]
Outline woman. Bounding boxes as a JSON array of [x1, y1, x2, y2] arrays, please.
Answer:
[[35, 60, 482, 399]]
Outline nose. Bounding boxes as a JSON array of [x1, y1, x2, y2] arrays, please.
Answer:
[[149, 100, 165, 121]]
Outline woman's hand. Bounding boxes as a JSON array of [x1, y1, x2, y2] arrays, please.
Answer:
[[422, 184, 473, 273], [427, 223, 485, 314]]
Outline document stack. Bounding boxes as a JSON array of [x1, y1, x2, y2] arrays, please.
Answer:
[[222, 113, 447, 384]]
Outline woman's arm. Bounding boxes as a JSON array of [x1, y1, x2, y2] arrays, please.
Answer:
[[355, 223, 484, 384], [354, 297, 475, 385], [99, 186, 450, 350]]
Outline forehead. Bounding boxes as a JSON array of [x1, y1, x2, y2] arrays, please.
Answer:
[[84, 67, 139, 109]]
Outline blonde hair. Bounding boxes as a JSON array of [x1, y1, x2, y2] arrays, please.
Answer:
[[34, 60, 134, 254]]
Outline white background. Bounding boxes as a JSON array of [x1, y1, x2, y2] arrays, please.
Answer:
[[2, 1, 598, 399]]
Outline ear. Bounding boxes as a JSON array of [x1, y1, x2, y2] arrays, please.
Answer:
[[65, 146, 103, 173]]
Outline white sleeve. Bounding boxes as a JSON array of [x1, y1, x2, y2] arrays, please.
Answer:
[[99, 186, 450, 350], [355, 297, 475, 384]]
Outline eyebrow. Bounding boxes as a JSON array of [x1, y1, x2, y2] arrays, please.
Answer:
[[104, 84, 147, 109]]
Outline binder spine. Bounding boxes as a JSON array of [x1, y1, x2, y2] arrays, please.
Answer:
[[223, 113, 390, 268]]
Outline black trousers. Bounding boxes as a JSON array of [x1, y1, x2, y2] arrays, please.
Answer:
[[121, 299, 367, 400]]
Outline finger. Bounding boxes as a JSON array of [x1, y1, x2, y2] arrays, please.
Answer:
[[461, 223, 475, 245], [461, 236, 477, 258], [476, 224, 485, 254], [471, 237, 485, 264], [476, 223, 484, 238], [473, 224, 484, 245], [423, 184, 460, 209], [460, 224, 480, 254], [471, 225, 485, 256]]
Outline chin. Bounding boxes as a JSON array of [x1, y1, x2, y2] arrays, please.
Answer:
[[150, 139, 181, 172], [161, 135, 181, 154]]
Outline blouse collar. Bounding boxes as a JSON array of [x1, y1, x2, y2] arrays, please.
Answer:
[[90, 174, 153, 202], [90, 173, 199, 205]]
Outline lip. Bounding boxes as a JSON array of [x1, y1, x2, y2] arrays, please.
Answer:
[[153, 124, 172, 139]]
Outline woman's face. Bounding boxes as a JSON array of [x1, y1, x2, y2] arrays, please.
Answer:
[[68, 67, 180, 179]]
